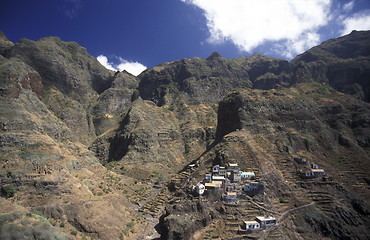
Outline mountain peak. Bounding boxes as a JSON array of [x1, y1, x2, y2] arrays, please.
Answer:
[[207, 51, 222, 60]]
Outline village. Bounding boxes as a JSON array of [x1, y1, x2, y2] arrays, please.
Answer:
[[138, 155, 328, 238], [189, 158, 327, 235]]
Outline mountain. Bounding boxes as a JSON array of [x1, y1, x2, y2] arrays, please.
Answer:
[[290, 30, 370, 102], [0, 30, 369, 240]]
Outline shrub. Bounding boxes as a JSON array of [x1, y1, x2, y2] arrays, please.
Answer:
[[32, 210, 43, 217], [0, 185, 16, 198]]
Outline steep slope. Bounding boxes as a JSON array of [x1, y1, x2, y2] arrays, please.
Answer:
[[0, 55, 148, 239], [1, 30, 370, 240], [3, 36, 112, 144], [90, 98, 217, 181], [138, 52, 290, 107], [161, 83, 370, 240], [138, 52, 250, 106], [291, 30, 370, 102], [0, 35, 152, 240]]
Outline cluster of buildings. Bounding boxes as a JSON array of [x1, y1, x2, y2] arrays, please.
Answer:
[[193, 163, 263, 200], [201, 163, 261, 200], [192, 163, 277, 234], [239, 216, 277, 233], [294, 157, 326, 178]]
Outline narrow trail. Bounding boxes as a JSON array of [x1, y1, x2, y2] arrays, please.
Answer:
[[244, 195, 280, 216], [258, 202, 316, 240]]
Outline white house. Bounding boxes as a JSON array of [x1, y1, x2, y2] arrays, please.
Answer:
[[243, 221, 260, 230], [227, 163, 239, 171], [223, 192, 238, 203], [241, 171, 255, 179], [305, 169, 325, 177], [212, 175, 226, 182], [198, 184, 205, 195], [255, 216, 277, 229]]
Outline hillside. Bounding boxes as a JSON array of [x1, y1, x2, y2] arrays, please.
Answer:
[[0, 30, 369, 240]]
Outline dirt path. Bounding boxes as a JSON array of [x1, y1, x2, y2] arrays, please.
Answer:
[[258, 202, 315, 240]]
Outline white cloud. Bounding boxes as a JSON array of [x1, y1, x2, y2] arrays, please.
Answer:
[[97, 55, 147, 76], [116, 58, 148, 76], [97, 55, 116, 71], [341, 11, 370, 35], [275, 32, 321, 59], [343, 0, 355, 12], [181, 0, 332, 59]]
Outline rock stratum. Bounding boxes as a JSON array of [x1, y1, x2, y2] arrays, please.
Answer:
[[0, 30, 369, 240]]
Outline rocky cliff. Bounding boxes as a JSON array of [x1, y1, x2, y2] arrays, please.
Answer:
[[290, 30, 370, 102], [0, 30, 369, 240]]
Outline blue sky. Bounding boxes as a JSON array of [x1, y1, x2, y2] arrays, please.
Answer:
[[1, 0, 370, 75]]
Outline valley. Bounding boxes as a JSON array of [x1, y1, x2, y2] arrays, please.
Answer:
[[0, 30, 369, 239]]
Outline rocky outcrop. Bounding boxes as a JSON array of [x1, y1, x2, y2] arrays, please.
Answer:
[[0, 33, 147, 240], [91, 98, 187, 179], [160, 200, 218, 240], [92, 71, 139, 135], [0, 199, 68, 240], [210, 83, 370, 238], [0, 31, 14, 56], [138, 53, 251, 106], [4, 37, 114, 144], [291, 30, 370, 102], [138, 52, 292, 107]]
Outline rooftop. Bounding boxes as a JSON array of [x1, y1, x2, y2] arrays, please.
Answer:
[[244, 220, 259, 224], [227, 192, 237, 196], [256, 216, 276, 221], [311, 169, 325, 172], [213, 176, 226, 180]]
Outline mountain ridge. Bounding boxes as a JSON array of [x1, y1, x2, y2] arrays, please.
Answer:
[[0, 30, 369, 240]]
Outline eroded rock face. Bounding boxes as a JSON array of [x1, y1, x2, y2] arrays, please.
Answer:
[[216, 83, 370, 159], [139, 53, 251, 106], [161, 200, 217, 240], [91, 71, 139, 135], [4, 36, 115, 144], [92, 98, 186, 177], [291, 30, 370, 102], [209, 83, 370, 239], [0, 34, 147, 240], [138, 52, 292, 107], [1, 30, 370, 240]]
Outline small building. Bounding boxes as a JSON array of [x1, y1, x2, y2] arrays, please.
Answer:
[[212, 165, 220, 174], [311, 163, 320, 169], [243, 221, 260, 231], [218, 167, 227, 177], [255, 216, 276, 229], [240, 171, 255, 179], [305, 169, 325, 177], [212, 175, 226, 182], [205, 173, 212, 182], [243, 182, 263, 196], [205, 182, 222, 189], [198, 184, 205, 195], [243, 182, 260, 191], [223, 192, 238, 203], [231, 171, 241, 183], [192, 183, 205, 196], [227, 163, 239, 171]]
